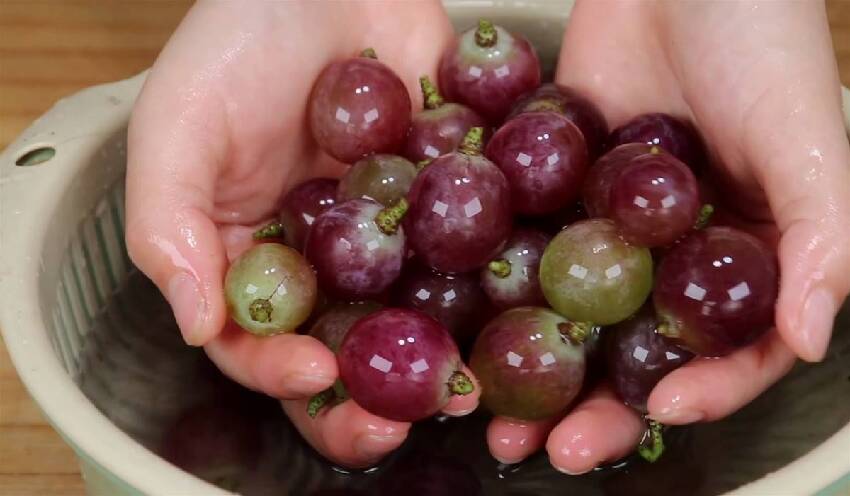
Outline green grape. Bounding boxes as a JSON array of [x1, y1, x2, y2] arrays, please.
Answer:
[[337, 154, 417, 206]]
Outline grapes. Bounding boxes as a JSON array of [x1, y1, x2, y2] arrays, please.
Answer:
[[653, 227, 778, 356], [309, 301, 383, 353], [508, 83, 608, 159], [305, 199, 406, 300], [337, 154, 417, 206], [309, 50, 411, 163], [278, 178, 338, 251], [394, 263, 490, 344], [608, 113, 706, 173], [439, 19, 540, 121], [606, 306, 693, 412], [481, 228, 550, 309], [470, 307, 586, 420], [485, 112, 589, 215], [225, 243, 317, 335], [403, 76, 488, 163], [405, 128, 512, 273], [582, 143, 651, 218], [609, 147, 700, 247], [539, 219, 653, 325], [338, 308, 474, 422]]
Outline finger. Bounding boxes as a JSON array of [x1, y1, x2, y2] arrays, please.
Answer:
[[282, 398, 410, 469], [205, 322, 337, 400], [487, 417, 558, 465], [545, 385, 644, 475], [441, 365, 481, 416], [647, 330, 795, 424]]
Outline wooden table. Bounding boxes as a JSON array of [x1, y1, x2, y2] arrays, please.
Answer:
[[1, 2, 849, 494]]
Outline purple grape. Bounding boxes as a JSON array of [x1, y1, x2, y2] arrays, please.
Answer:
[[305, 199, 407, 300], [486, 112, 589, 215], [582, 143, 652, 218], [438, 19, 540, 122], [606, 306, 694, 412], [394, 264, 490, 344], [338, 308, 474, 422], [337, 154, 417, 206], [481, 228, 550, 309], [653, 227, 778, 356], [309, 50, 411, 163], [608, 113, 706, 173], [508, 83, 608, 159], [609, 147, 700, 247], [278, 178, 338, 251], [470, 307, 586, 420], [405, 127, 512, 273], [403, 76, 488, 163], [309, 301, 383, 353]]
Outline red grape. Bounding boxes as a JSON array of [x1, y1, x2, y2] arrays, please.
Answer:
[[309, 51, 411, 163], [403, 76, 488, 163], [305, 199, 407, 300], [508, 83, 608, 159], [582, 143, 651, 218], [606, 306, 693, 412], [338, 308, 474, 422], [653, 227, 778, 356], [609, 147, 700, 247], [485, 112, 589, 215], [608, 113, 706, 173], [405, 128, 512, 273], [394, 263, 490, 344], [438, 19, 540, 122], [278, 178, 338, 251], [481, 228, 550, 309], [470, 307, 586, 420], [337, 154, 417, 206]]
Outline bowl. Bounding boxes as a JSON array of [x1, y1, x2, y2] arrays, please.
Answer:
[[2, 1, 850, 495]]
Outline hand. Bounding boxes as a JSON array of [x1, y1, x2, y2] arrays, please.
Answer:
[[126, 0, 479, 468], [487, 0, 850, 473]]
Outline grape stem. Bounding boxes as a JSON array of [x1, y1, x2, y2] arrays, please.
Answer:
[[415, 159, 432, 171], [360, 47, 378, 59], [374, 197, 409, 235], [447, 371, 475, 395], [488, 259, 511, 278], [694, 203, 714, 230], [253, 221, 284, 240], [475, 19, 498, 48], [307, 387, 336, 418], [249, 298, 273, 323], [638, 419, 665, 463], [419, 76, 444, 110], [458, 127, 484, 156], [656, 321, 680, 339], [557, 321, 593, 346]]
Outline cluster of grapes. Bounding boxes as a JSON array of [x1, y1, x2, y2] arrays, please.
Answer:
[[224, 19, 779, 462]]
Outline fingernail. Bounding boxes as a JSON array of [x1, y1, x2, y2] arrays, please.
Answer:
[[649, 407, 703, 425], [354, 434, 399, 461], [494, 455, 523, 465], [167, 272, 206, 346], [798, 287, 836, 362], [444, 407, 476, 417], [552, 463, 591, 476], [283, 372, 335, 395]]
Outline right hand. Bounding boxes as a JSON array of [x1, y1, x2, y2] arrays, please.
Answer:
[[126, 0, 479, 468]]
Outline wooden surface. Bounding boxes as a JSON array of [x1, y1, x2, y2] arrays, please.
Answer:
[[1, 1, 850, 494]]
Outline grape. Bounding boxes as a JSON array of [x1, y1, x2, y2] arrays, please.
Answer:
[[405, 128, 512, 273], [608, 113, 706, 173], [606, 306, 693, 412], [539, 219, 653, 325], [337, 154, 417, 206], [582, 143, 652, 218], [394, 263, 490, 344], [507, 83, 608, 159], [481, 228, 550, 309], [309, 301, 383, 353], [309, 50, 411, 163], [609, 147, 700, 247], [225, 243, 317, 335], [338, 308, 474, 422], [438, 19, 540, 122], [276, 178, 338, 251], [469, 307, 586, 420], [403, 76, 488, 163], [653, 227, 778, 356], [305, 199, 406, 300], [485, 112, 589, 215]]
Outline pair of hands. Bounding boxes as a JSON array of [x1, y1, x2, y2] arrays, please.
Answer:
[[126, 0, 850, 473]]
